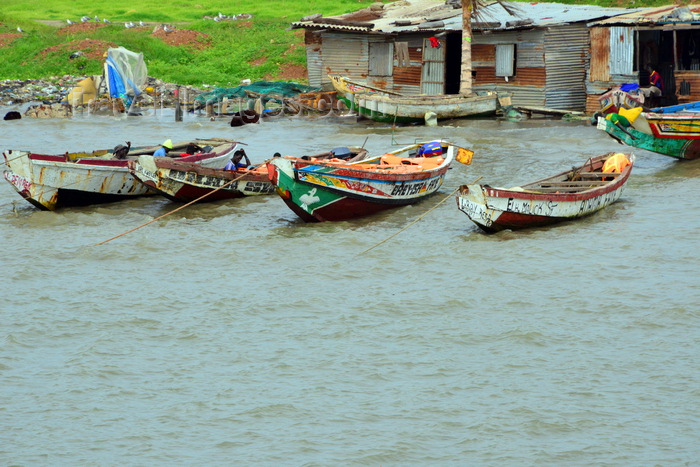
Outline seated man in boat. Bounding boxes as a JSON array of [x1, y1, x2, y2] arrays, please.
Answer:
[[153, 139, 173, 157], [224, 149, 251, 171]]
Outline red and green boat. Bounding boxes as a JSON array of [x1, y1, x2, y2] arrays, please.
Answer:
[[597, 102, 700, 160], [266, 141, 471, 222]]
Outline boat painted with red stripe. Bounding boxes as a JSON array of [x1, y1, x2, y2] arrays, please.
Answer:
[[456, 153, 634, 232]]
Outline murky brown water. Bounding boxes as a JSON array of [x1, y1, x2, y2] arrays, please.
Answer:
[[1, 108, 698, 464]]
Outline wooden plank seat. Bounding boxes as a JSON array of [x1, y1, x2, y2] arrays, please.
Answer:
[[525, 180, 610, 189], [577, 172, 620, 179]]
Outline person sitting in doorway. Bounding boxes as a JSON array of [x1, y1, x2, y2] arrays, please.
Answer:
[[640, 64, 664, 98], [223, 149, 251, 170], [153, 139, 173, 157]]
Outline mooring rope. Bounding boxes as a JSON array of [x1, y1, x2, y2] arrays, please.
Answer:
[[360, 176, 482, 255], [94, 167, 265, 246]]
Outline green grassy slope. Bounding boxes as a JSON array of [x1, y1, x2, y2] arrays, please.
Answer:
[[0, 0, 668, 85], [0, 0, 387, 85]]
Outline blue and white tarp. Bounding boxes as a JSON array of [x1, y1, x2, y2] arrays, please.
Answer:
[[105, 47, 148, 105]]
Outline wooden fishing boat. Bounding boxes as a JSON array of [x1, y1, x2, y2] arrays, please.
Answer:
[[353, 92, 501, 124], [456, 152, 634, 233], [330, 74, 504, 124], [130, 146, 370, 203], [328, 74, 399, 109], [2, 138, 238, 210], [266, 141, 472, 222], [597, 103, 700, 160]]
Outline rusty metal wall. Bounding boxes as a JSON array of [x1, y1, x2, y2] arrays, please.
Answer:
[[473, 30, 546, 68], [589, 27, 610, 82], [471, 29, 546, 106], [473, 84, 546, 107], [586, 73, 638, 95], [472, 44, 495, 67], [320, 33, 369, 85], [674, 71, 700, 103], [472, 29, 546, 85], [305, 31, 324, 87], [544, 24, 589, 110], [474, 66, 546, 86]]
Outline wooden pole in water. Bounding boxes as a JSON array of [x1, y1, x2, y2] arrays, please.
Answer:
[[175, 86, 183, 122]]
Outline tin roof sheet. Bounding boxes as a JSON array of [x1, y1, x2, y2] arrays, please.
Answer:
[[589, 4, 700, 25], [291, 0, 638, 33]]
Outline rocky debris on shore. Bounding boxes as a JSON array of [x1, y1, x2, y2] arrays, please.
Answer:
[[24, 103, 73, 118], [0, 74, 209, 110]]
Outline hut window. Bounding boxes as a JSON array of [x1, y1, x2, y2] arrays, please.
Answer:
[[495, 44, 516, 77], [369, 42, 394, 77]]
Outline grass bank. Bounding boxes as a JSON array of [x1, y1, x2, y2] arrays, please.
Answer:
[[0, 0, 667, 86], [0, 0, 388, 86]]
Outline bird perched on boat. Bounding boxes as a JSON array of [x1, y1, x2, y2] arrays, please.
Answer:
[[113, 141, 131, 159]]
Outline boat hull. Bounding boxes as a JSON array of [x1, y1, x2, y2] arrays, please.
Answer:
[[597, 116, 700, 160], [130, 152, 272, 203], [456, 154, 634, 232], [3, 139, 241, 210], [267, 143, 458, 222], [354, 93, 499, 123], [2, 152, 150, 210]]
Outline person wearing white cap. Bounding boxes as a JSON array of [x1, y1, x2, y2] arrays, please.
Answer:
[[153, 139, 173, 157]]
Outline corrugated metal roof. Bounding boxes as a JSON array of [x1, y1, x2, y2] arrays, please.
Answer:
[[589, 4, 700, 25], [291, 0, 638, 33]]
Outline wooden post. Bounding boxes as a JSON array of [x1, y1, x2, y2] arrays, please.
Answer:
[[175, 86, 183, 122]]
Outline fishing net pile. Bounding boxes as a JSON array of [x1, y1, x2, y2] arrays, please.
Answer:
[[194, 81, 321, 104]]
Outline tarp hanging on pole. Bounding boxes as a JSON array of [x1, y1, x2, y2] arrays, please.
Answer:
[[106, 47, 148, 102]]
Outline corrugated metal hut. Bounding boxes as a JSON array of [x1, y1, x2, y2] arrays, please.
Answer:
[[291, 0, 632, 111], [587, 5, 700, 113]]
